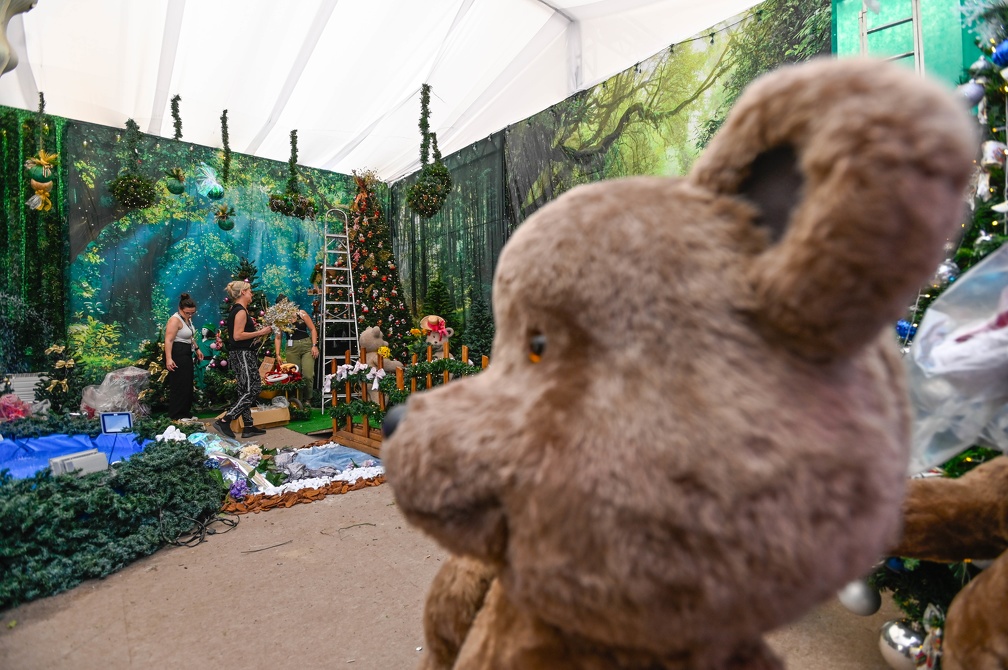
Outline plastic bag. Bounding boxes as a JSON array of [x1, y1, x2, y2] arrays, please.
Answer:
[[80, 366, 150, 416], [905, 243, 1008, 473]]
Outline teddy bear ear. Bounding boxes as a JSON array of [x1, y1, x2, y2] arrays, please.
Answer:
[[689, 58, 976, 360]]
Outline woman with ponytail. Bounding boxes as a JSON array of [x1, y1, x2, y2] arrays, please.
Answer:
[[164, 293, 203, 419]]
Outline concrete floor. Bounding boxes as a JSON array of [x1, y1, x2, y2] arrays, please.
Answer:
[[0, 426, 902, 669]]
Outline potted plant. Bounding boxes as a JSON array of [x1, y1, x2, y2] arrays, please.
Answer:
[[268, 130, 317, 220]]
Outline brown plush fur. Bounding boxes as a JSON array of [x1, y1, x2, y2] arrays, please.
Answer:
[[890, 457, 1008, 670], [383, 58, 976, 669]]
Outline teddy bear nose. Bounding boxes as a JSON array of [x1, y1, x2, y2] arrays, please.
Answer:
[[383, 404, 407, 438]]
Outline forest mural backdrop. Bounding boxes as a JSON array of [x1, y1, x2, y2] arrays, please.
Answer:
[[1, 0, 829, 371]]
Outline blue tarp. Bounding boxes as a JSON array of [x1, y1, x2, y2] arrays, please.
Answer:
[[0, 433, 148, 479], [293, 444, 380, 471]]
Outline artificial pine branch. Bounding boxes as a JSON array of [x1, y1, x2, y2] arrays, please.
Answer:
[[171, 94, 182, 140], [286, 129, 299, 194], [35, 92, 46, 152], [418, 84, 431, 166], [220, 109, 232, 183]]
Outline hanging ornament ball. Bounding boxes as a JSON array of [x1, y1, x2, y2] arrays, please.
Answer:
[[971, 55, 994, 75], [837, 578, 882, 616], [207, 184, 225, 200], [993, 41, 1008, 68], [217, 217, 235, 231], [878, 619, 924, 670], [895, 319, 916, 340], [166, 179, 185, 195], [930, 260, 959, 289], [29, 179, 53, 193], [958, 81, 986, 106], [28, 164, 55, 183]]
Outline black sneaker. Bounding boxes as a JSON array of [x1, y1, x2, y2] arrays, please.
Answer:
[[242, 426, 266, 438], [213, 418, 235, 438]]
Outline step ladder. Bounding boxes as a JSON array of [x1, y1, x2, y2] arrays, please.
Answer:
[[858, 0, 925, 75], [320, 207, 359, 406]]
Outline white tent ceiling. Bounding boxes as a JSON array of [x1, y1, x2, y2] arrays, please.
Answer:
[[0, 0, 761, 182]]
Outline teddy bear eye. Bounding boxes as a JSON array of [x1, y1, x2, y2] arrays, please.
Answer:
[[528, 334, 547, 363]]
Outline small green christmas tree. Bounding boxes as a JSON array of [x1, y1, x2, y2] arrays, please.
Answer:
[[461, 287, 494, 363], [422, 273, 454, 321]]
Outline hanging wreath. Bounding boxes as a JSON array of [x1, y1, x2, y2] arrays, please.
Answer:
[[108, 118, 157, 210], [268, 129, 317, 220], [109, 173, 157, 209], [406, 84, 452, 219]]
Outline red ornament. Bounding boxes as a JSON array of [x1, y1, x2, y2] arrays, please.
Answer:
[[381, 275, 387, 281]]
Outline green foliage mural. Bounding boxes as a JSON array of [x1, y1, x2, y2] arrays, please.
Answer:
[[62, 119, 356, 362]]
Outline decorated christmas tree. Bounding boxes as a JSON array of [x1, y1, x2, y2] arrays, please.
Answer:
[[843, 6, 1008, 665], [348, 170, 413, 360]]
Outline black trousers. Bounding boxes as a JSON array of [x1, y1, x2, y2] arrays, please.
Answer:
[[224, 349, 261, 426], [166, 341, 195, 419]]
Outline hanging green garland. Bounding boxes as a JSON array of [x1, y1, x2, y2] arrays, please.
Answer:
[[24, 92, 58, 213], [268, 129, 317, 220], [220, 108, 232, 184], [108, 118, 157, 209], [406, 84, 453, 218], [171, 94, 182, 140]]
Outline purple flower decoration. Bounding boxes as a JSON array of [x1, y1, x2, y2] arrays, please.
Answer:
[[229, 478, 249, 500]]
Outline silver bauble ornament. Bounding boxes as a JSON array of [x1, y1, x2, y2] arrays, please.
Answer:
[[930, 260, 960, 289], [970, 55, 993, 75], [837, 578, 882, 616], [958, 81, 985, 106], [878, 619, 924, 670]]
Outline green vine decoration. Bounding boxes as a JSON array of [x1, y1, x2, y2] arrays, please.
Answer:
[[406, 84, 453, 218], [34, 91, 45, 152], [268, 129, 317, 219], [286, 129, 299, 194], [220, 109, 231, 183], [171, 94, 182, 140]]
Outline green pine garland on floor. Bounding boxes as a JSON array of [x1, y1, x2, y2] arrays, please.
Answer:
[[0, 436, 227, 610]]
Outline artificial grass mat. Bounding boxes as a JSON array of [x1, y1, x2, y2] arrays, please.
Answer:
[[196, 408, 334, 435]]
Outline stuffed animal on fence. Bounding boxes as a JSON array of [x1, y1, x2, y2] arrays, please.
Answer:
[[420, 315, 455, 360], [381, 57, 976, 670], [359, 325, 404, 374], [359, 326, 404, 403], [886, 456, 1008, 670]]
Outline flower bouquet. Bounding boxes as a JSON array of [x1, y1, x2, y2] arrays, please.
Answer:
[[260, 299, 300, 335]]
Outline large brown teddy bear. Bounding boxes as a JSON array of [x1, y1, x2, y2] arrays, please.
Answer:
[[888, 456, 1008, 670], [382, 58, 976, 670]]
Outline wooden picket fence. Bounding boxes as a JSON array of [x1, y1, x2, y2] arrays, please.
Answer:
[[328, 341, 488, 457]]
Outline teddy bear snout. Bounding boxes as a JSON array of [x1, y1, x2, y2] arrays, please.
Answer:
[[383, 403, 407, 438]]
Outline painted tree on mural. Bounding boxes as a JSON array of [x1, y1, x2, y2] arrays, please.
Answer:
[[696, 0, 831, 148], [505, 0, 831, 224]]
